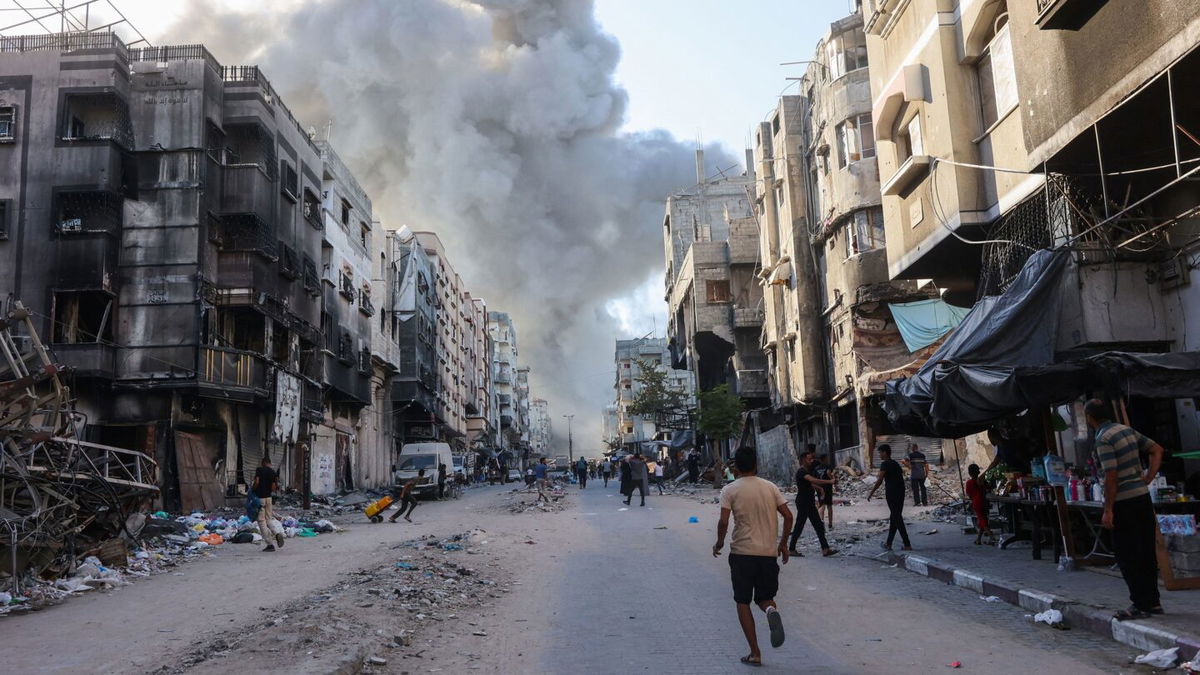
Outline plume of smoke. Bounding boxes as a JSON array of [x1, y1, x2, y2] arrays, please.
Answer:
[[166, 0, 736, 444]]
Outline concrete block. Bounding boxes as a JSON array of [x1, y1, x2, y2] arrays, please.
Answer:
[[903, 555, 929, 576], [1111, 618, 1180, 653], [952, 569, 984, 593], [1017, 588, 1058, 613]]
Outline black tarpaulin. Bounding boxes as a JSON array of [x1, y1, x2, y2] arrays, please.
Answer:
[[885, 249, 1072, 436]]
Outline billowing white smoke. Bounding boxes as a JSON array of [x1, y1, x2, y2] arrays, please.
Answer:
[[167, 0, 735, 446]]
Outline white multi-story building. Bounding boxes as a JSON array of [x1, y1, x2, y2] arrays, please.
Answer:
[[487, 312, 523, 452], [528, 398, 552, 459]]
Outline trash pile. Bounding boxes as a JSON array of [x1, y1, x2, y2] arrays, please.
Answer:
[[0, 508, 342, 615], [0, 302, 159, 592]]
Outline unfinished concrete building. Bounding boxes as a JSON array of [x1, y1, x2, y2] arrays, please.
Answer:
[[464, 296, 496, 453], [664, 152, 766, 405], [487, 311, 523, 460], [612, 337, 694, 456], [389, 227, 439, 447]]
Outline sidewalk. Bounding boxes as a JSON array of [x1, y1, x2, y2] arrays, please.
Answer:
[[840, 508, 1200, 661]]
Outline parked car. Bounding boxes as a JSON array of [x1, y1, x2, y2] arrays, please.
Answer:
[[506, 468, 522, 483], [451, 455, 467, 482]]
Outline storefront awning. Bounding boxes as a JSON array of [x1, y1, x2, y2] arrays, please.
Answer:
[[888, 298, 971, 352]]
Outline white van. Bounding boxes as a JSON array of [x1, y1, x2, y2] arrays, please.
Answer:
[[394, 442, 454, 498]]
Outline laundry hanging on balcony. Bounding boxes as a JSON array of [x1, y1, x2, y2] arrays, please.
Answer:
[[888, 298, 972, 352]]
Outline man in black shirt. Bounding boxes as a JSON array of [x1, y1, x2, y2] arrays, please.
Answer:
[[252, 456, 283, 552], [787, 449, 838, 557], [866, 444, 911, 551]]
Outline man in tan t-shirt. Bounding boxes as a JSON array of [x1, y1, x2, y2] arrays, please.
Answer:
[[713, 446, 794, 667]]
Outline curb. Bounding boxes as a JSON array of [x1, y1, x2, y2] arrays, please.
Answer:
[[879, 550, 1200, 661]]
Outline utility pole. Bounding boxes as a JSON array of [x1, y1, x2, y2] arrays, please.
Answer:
[[562, 414, 574, 464]]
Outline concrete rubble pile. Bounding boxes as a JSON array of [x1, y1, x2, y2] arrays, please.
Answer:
[[164, 529, 504, 672], [0, 302, 159, 599], [499, 487, 569, 514]]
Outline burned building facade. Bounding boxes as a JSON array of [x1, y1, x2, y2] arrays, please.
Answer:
[[0, 32, 527, 509]]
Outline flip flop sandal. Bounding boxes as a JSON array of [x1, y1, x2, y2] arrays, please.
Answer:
[[767, 608, 785, 648], [1113, 607, 1150, 621], [740, 656, 762, 667]]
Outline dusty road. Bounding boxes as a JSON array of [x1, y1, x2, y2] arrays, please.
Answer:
[[1, 481, 1137, 674]]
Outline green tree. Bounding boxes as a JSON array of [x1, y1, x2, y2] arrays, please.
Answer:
[[626, 359, 688, 418], [696, 384, 744, 441]]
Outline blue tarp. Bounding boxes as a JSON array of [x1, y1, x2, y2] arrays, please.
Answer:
[[888, 298, 972, 352]]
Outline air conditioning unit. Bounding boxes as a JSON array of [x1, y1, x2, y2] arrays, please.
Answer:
[[59, 218, 83, 233]]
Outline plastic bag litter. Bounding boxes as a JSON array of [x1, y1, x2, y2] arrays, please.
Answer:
[[268, 518, 285, 536], [54, 577, 94, 593], [979, 595, 1002, 603], [297, 528, 317, 538], [1182, 651, 1200, 673], [0, 592, 11, 605], [688, 516, 699, 523], [1134, 647, 1178, 668], [198, 533, 224, 546], [1030, 609, 1063, 625]]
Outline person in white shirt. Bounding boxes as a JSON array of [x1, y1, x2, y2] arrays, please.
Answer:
[[712, 447, 793, 667]]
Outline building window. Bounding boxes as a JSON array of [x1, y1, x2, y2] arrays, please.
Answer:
[[341, 199, 351, 226], [54, 190, 122, 234], [58, 92, 132, 148], [705, 279, 732, 304], [836, 114, 875, 168], [0, 199, 9, 240], [825, 27, 868, 80], [52, 291, 114, 344], [895, 113, 924, 164], [0, 105, 15, 141], [279, 160, 298, 201], [836, 402, 859, 449], [360, 222, 369, 248], [846, 207, 886, 257], [302, 188, 321, 228], [977, 13, 1016, 130]]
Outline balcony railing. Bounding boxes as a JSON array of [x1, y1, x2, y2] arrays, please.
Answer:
[[1035, 0, 1107, 30], [359, 294, 375, 316], [733, 307, 764, 328], [302, 378, 324, 422], [198, 345, 267, 399], [219, 164, 275, 227], [735, 369, 769, 398]]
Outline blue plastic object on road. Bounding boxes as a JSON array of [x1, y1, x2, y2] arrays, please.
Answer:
[[688, 516, 698, 523]]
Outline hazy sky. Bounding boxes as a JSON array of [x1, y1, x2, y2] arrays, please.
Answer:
[[2, 0, 856, 445]]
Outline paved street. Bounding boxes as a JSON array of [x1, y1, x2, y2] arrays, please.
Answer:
[[0, 482, 1140, 674]]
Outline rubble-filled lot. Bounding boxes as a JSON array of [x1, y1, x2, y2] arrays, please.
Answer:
[[156, 529, 512, 674], [491, 484, 572, 514]]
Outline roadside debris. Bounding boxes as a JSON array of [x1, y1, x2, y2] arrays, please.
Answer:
[[1133, 647, 1178, 668]]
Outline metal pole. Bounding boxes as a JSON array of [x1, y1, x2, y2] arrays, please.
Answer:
[[563, 414, 574, 464]]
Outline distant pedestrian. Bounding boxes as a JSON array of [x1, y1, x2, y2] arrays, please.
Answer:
[[602, 458, 613, 487], [619, 457, 633, 502], [252, 456, 284, 552], [965, 464, 994, 545], [712, 446, 792, 667], [389, 469, 424, 523], [525, 467, 534, 487], [576, 457, 589, 489], [653, 460, 665, 495], [1084, 399, 1165, 620], [866, 444, 911, 551], [437, 462, 447, 499], [627, 453, 649, 507], [788, 449, 837, 557], [687, 450, 700, 483], [533, 457, 550, 501], [904, 444, 929, 506]]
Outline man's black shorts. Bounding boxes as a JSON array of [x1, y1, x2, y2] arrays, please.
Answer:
[[728, 553, 779, 605]]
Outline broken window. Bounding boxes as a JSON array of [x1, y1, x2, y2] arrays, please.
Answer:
[[705, 279, 732, 304], [223, 122, 277, 180], [977, 12, 1016, 130], [895, 112, 924, 164], [303, 254, 320, 295], [341, 199, 351, 226], [280, 160, 299, 201], [826, 27, 868, 80], [215, 307, 265, 353], [58, 92, 132, 147], [204, 120, 225, 163], [836, 114, 875, 168], [270, 325, 290, 364], [302, 188, 321, 228], [0, 105, 15, 141], [52, 290, 114, 344], [360, 222, 369, 248], [836, 402, 859, 449], [846, 207, 886, 257], [0, 200, 9, 240], [54, 190, 122, 234]]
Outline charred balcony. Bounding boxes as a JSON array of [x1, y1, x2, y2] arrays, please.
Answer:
[[196, 345, 268, 401]]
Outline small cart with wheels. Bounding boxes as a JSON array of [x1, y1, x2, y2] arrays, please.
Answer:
[[364, 494, 393, 523]]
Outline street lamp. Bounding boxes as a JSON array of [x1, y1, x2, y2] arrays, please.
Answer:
[[562, 414, 574, 464]]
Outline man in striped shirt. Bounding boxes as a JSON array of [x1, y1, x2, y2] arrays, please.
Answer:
[[1084, 399, 1165, 620]]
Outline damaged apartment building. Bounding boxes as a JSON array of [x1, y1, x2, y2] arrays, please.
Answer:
[[0, 32, 516, 511], [749, 11, 940, 476], [664, 151, 766, 413], [740, 0, 1200, 487]]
